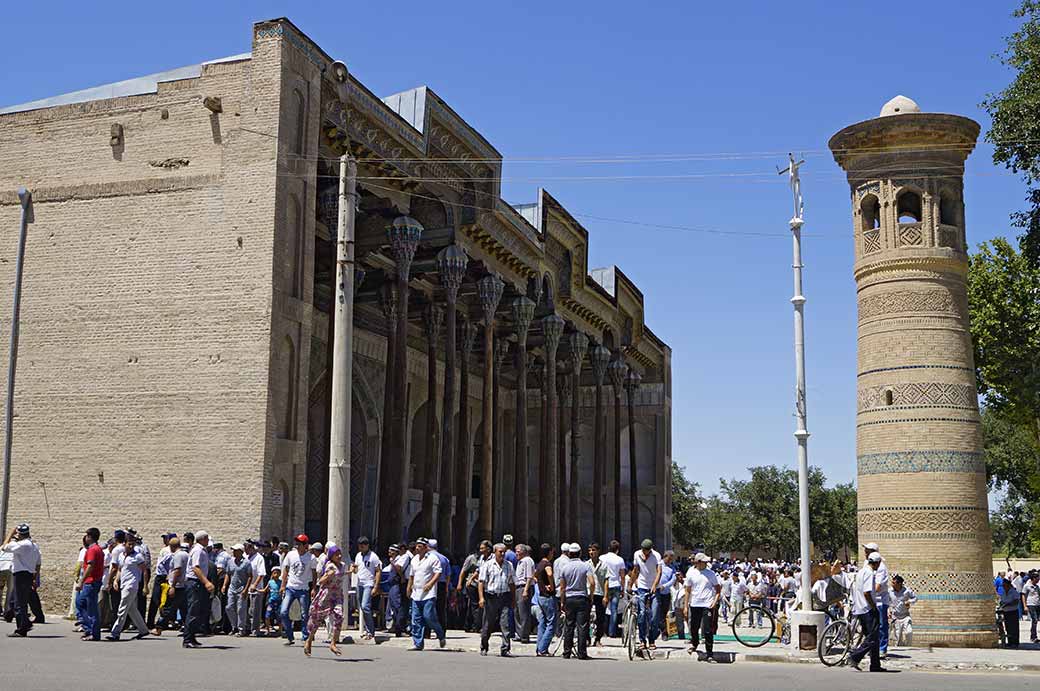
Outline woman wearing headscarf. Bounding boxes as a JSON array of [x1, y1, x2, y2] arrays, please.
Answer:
[[304, 545, 345, 657]]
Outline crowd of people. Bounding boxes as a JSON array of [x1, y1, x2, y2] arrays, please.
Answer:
[[0, 522, 957, 671]]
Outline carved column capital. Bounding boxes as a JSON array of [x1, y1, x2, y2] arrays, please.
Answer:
[[478, 274, 505, 327], [608, 357, 628, 399], [542, 313, 565, 359], [569, 331, 589, 374], [590, 345, 610, 386], [436, 244, 467, 304], [512, 296, 536, 346], [424, 303, 444, 342], [387, 216, 423, 279]]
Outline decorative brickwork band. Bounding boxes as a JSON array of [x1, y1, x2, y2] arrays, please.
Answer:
[[858, 289, 961, 320], [857, 506, 988, 534], [857, 450, 985, 475], [856, 416, 980, 428], [857, 382, 977, 412], [896, 572, 992, 593]]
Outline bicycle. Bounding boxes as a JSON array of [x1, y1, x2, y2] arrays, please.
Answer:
[[730, 601, 777, 647], [995, 603, 1007, 648], [817, 600, 864, 667], [621, 591, 654, 660], [550, 602, 597, 656]]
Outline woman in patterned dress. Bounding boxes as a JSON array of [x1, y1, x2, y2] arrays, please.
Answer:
[[304, 545, 345, 656]]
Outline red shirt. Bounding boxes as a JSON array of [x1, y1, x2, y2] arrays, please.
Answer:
[[82, 543, 105, 584]]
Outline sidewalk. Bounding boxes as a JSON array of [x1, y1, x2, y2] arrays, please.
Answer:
[[372, 624, 1040, 674]]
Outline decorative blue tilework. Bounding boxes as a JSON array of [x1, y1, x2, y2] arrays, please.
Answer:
[[858, 450, 985, 475], [915, 593, 993, 601]]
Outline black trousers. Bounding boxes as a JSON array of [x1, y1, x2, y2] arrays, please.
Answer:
[[592, 593, 606, 644], [849, 609, 881, 670], [146, 575, 166, 628], [11, 571, 34, 634], [516, 589, 533, 642], [155, 586, 185, 630], [1004, 610, 1020, 647], [436, 582, 448, 632], [687, 605, 715, 655], [184, 581, 206, 645], [466, 584, 483, 631], [564, 596, 591, 658]]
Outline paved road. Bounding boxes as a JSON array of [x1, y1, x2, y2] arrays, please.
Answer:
[[2, 620, 1036, 690]]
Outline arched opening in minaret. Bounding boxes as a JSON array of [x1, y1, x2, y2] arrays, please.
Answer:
[[940, 192, 961, 226], [860, 194, 880, 232], [897, 190, 922, 223]]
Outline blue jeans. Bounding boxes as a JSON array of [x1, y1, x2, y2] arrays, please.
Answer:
[[279, 588, 310, 642], [76, 582, 101, 640], [606, 587, 621, 636], [358, 585, 375, 635], [635, 588, 658, 643], [410, 597, 444, 649], [878, 603, 889, 653], [536, 594, 557, 654]]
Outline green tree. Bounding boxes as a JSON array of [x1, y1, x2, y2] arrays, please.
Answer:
[[983, 407, 1040, 555], [670, 461, 707, 549], [968, 239, 1040, 446], [982, 1, 1040, 266]]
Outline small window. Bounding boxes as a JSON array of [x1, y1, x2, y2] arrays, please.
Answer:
[[940, 193, 959, 226], [291, 89, 306, 156], [897, 190, 922, 223], [860, 194, 880, 233], [884, 389, 894, 406]]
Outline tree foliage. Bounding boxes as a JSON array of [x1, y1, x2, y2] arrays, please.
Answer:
[[670, 460, 706, 550], [982, 0, 1040, 266], [671, 462, 856, 561]]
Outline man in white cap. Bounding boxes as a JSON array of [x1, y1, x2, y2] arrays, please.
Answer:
[[684, 552, 721, 662], [222, 544, 252, 635], [847, 552, 885, 672], [552, 543, 572, 636], [2, 524, 41, 637], [557, 542, 594, 659], [863, 542, 890, 657], [244, 540, 267, 636]]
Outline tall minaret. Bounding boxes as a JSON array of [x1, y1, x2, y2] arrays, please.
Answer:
[[830, 97, 994, 648]]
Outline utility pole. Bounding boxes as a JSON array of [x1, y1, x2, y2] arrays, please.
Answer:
[[1, 188, 33, 539], [326, 155, 356, 549], [779, 154, 822, 647]]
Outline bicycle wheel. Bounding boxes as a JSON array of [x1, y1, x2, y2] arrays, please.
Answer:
[[818, 620, 851, 667], [625, 605, 638, 660], [731, 605, 775, 647]]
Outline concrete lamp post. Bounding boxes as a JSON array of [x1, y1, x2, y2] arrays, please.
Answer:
[[607, 357, 628, 544], [589, 345, 611, 544]]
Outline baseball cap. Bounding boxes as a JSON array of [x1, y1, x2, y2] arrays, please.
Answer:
[[232, 543, 245, 551], [196, 531, 209, 541], [863, 542, 879, 551], [357, 536, 370, 545], [867, 552, 882, 563], [310, 542, 324, 551], [568, 543, 581, 554], [694, 552, 710, 563], [294, 533, 309, 544], [640, 539, 653, 550]]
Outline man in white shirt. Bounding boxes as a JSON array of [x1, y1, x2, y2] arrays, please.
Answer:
[[599, 540, 627, 637], [847, 552, 884, 672], [244, 540, 267, 636], [2, 523, 41, 637], [407, 537, 446, 650], [106, 534, 150, 641], [627, 539, 662, 653], [478, 543, 516, 657], [352, 536, 382, 639], [183, 531, 215, 648], [389, 543, 412, 637], [729, 570, 748, 626], [279, 534, 316, 645], [684, 552, 721, 661], [514, 544, 536, 644], [557, 543, 594, 659], [888, 574, 917, 647], [862, 543, 891, 657]]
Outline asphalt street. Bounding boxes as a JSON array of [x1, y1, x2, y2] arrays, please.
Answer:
[[1, 619, 1036, 690]]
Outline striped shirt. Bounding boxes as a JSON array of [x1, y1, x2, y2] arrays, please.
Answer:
[[479, 558, 515, 594]]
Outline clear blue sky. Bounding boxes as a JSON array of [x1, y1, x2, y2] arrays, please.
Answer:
[[1, 2, 1026, 493]]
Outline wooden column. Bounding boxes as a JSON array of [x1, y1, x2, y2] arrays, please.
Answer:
[[557, 365, 571, 540], [609, 357, 627, 543], [436, 246, 466, 552], [420, 304, 443, 537], [626, 369, 641, 545], [511, 297, 535, 541], [568, 332, 588, 540], [540, 314, 564, 544], [590, 346, 610, 545], [377, 281, 397, 548], [452, 319, 477, 552], [492, 338, 508, 536], [477, 274, 504, 542], [385, 217, 422, 544]]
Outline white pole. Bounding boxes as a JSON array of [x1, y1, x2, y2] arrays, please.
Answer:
[[327, 155, 356, 549], [783, 155, 813, 611], [0, 188, 32, 539]]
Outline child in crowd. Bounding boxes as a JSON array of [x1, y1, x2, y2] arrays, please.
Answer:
[[264, 566, 281, 636]]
